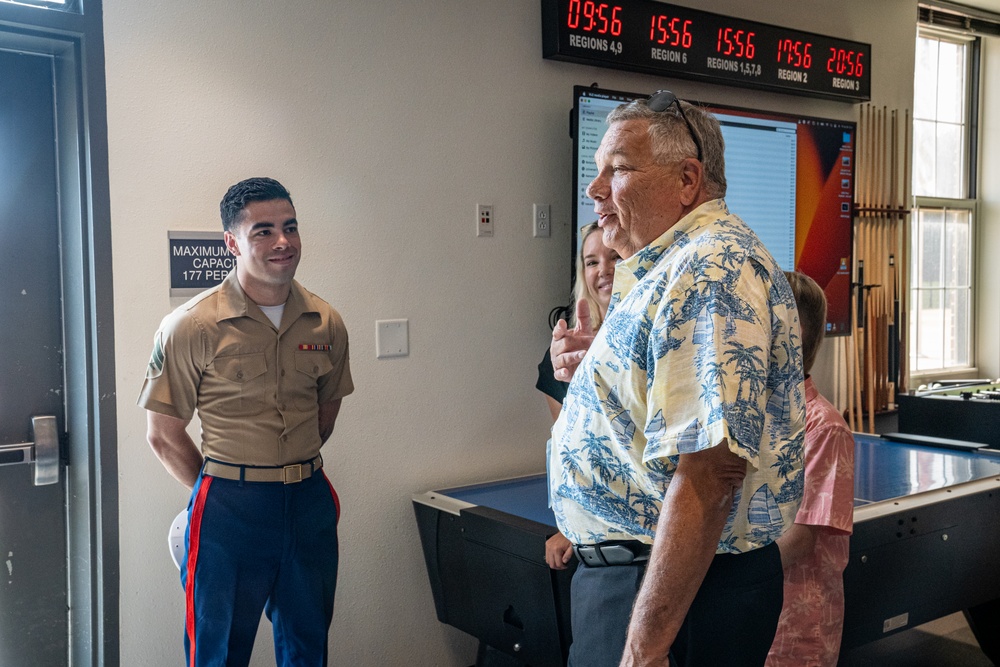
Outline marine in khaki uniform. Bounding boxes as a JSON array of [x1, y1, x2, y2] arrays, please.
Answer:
[[138, 177, 353, 667]]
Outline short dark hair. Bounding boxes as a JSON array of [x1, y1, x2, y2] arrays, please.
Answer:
[[784, 271, 827, 376], [219, 177, 293, 232]]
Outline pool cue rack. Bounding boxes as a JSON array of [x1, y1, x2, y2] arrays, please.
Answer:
[[835, 104, 911, 433]]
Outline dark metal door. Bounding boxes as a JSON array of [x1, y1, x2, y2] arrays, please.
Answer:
[[0, 48, 69, 666]]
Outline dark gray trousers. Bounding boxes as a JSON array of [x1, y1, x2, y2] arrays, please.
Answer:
[[567, 542, 783, 667]]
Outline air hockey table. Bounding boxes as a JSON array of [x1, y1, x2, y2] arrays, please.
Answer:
[[413, 433, 1000, 666]]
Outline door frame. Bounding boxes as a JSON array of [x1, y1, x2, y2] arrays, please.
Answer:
[[0, 2, 118, 666]]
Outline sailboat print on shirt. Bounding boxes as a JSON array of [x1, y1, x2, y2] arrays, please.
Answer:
[[644, 409, 667, 457], [692, 306, 712, 346], [604, 385, 636, 447], [748, 483, 783, 526], [676, 418, 709, 454]]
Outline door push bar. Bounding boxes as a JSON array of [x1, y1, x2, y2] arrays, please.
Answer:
[[0, 415, 60, 485]]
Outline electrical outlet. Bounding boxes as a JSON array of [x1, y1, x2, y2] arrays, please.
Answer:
[[477, 204, 494, 237], [533, 204, 551, 238]]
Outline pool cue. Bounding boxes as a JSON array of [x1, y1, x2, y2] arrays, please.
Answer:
[[864, 106, 879, 430], [852, 105, 870, 429], [877, 107, 889, 411], [887, 109, 900, 407], [854, 260, 866, 430], [886, 110, 896, 407], [854, 104, 876, 431], [876, 106, 893, 414], [865, 106, 885, 429], [898, 108, 911, 394], [866, 105, 876, 425], [885, 107, 900, 402], [888, 254, 898, 405], [845, 334, 855, 430], [879, 310, 888, 410], [866, 284, 876, 433], [871, 106, 880, 417]]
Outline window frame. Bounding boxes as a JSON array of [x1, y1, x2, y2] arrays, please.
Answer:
[[909, 26, 981, 382], [909, 196, 977, 379]]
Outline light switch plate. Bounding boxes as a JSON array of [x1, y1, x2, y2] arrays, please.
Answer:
[[477, 204, 494, 237], [376, 319, 409, 358]]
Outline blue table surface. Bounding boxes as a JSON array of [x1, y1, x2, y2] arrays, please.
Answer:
[[436, 434, 1000, 527]]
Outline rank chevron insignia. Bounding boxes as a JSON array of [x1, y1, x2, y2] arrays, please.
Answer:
[[147, 334, 165, 376]]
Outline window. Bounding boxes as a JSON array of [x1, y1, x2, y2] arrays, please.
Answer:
[[910, 205, 972, 371], [910, 29, 977, 375], [0, 0, 79, 13]]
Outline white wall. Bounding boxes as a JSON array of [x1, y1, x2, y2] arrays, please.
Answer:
[[105, 1, 917, 664]]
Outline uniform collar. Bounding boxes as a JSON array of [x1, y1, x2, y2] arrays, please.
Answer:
[[215, 269, 318, 330]]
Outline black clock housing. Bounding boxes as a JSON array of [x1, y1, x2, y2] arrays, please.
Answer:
[[542, 0, 871, 102]]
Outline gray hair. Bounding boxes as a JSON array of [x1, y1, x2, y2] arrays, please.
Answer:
[[606, 98, 727, 199]]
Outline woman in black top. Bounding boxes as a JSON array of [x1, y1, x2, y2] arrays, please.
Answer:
[[537, 222, 619, 417], [538, 222, 619, 568]]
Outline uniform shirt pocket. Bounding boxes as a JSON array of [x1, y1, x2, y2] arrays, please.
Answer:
[[212, 353, 269, 416], [293, 351, 335, 410]]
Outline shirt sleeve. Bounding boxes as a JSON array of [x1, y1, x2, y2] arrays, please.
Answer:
[[136, 311, 205, 420], [795, 421, 854, 534], [317, 307, 353, 404]]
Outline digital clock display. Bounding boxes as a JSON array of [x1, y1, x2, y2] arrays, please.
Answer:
[[542, 0, 871, 102], [566, 0, 622, 35]]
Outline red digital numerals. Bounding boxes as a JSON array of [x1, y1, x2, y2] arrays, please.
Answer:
[[826, 48, 864, 77], [777, 39, 812, 69], [716, 27, 755, 59], [649, 15, 692, 48], [567, 0, 623, 36]]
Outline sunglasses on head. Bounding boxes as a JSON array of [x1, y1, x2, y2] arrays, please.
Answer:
[[646, 90, 703, 163]]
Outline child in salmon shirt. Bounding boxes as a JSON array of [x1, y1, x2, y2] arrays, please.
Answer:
[[766, 272, 855, 667]]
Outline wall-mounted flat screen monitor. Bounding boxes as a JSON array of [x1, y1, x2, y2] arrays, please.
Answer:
[[572, 85, 855, 335]]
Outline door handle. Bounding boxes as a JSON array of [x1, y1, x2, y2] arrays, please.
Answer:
[[0, 415, 60, 485]]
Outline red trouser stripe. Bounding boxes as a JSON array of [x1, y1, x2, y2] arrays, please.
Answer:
[[323, 472, 341, 523], [185, 476, 214, 667]]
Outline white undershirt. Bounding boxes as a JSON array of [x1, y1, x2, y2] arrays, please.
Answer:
[[258, 303, 285, 328]]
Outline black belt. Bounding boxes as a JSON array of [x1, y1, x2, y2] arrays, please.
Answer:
[[203, 455, 322, 484], [574, 540, 652, 567]]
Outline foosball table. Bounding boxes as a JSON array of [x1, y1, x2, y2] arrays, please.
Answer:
[[897, 379, 1000, 449]]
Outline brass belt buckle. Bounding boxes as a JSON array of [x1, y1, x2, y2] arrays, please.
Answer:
[[283, 463, 303, 484]]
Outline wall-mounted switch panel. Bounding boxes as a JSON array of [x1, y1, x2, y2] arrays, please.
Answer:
[[477, 204, 494, 237], [376, 319, 409, 358]]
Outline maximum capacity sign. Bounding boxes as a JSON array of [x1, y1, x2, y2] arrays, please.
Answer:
[[168, 231, 234, 297]]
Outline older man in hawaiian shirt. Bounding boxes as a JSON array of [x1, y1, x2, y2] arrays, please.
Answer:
[[549, 91, 805, 667]]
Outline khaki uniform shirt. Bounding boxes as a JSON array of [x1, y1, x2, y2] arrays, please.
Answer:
[[138, 270, 353, 466]]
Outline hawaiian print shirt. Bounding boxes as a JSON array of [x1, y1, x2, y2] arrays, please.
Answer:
[[549, 199, 805, 553]]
